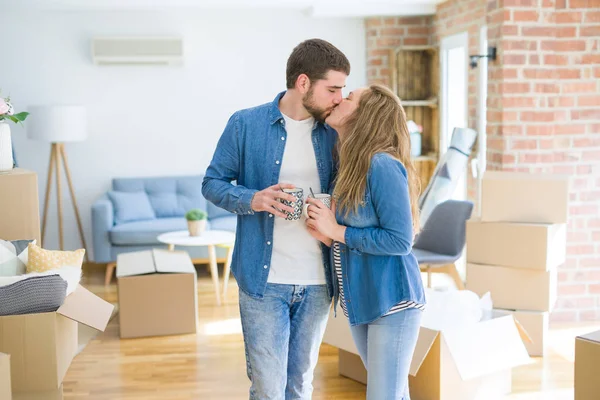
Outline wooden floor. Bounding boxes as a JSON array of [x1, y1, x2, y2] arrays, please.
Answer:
[[63, 264, 595, 400]]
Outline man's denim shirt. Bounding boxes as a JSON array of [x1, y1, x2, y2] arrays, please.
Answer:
[[202, 92, 338, 299]]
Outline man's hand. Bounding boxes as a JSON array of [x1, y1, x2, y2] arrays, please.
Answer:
[[251, 183, 297, 219]]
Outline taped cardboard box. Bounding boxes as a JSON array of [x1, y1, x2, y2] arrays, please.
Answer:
[[481, 171, 568, 224], [117, 249, 198, 339], [0, 169, 41, 244], [323, 308, 532, 400], [0, 353, 10, 400], [466, 263, 557, 312], [466, 220, 566, 271], [575, 330, 600, 400], [0, 286, 114, 394]]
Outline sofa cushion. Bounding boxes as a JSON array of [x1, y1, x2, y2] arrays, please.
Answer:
[[110, 218, 212, 246], [112, 176, 206, 219], [27, 243, 85, 273], [108, 190, 156, 224], [209, 216, 237, 232]]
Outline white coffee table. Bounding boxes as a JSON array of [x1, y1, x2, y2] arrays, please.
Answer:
[[157, 230, 235, 306]]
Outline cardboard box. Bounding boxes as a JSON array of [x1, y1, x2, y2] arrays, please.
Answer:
[[466, 221, 566, 271], [575, 330, 600, 400], [481, 171, 569, 224], [117, 249, 198, 339], [408, 312, 531, 400], [0, 286, 114, 393], [0, 353, 10, 400], [12, 387, 62, 400], [338, 350, 367, 385], [466, 263, 557, 312], [0, 169, 41, 244], [501, 310, 549, 357], [323, 308, 532, 400]]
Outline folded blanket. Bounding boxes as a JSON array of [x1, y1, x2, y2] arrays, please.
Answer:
[[0, 265, 81, 295], [0, 274, 67, 316]]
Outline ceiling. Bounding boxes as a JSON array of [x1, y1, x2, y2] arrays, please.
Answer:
[[4, 0, 444, 17]]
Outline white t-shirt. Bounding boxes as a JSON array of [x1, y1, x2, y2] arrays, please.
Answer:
[[267, 113, 326, 285]]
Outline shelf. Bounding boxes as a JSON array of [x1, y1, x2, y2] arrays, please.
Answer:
[[411, 155, 438, 162], [401, 98, 438, 108], [393, 45, 437, 52]]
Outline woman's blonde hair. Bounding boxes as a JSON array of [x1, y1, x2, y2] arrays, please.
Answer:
[[333, 83, 421, 234]]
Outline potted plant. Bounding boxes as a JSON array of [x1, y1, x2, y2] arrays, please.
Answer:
[[0, 92, 29, 172], [185, 209, 208, 237]]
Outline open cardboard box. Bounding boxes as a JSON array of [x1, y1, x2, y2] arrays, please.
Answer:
[[0, 352, 10, 400], [117, 249, 198, 339], [324, 308, 532, 400], [499, 309, 548, 357], [409, 311, 532, 400], [0, 285, 114, 394]]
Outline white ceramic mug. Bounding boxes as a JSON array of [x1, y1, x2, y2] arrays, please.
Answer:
[[303, 193, 332, 219]]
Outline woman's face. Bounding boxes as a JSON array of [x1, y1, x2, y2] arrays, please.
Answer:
[[325, 88, 367, 133]]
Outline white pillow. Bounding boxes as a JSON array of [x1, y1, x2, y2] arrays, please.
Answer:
[[0, 239, 36, 276], [0, 265, 82, 295]]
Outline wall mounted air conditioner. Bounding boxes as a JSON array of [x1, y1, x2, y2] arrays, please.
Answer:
[[91, 36, 184, 66]]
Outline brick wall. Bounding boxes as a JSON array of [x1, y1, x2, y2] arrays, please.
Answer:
[[366, 16, 433, 87], [491, 0, 600, 322], [365, 0, 600, 323]]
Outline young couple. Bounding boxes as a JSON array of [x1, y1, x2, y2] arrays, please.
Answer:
[[202, 39, 425, 400]]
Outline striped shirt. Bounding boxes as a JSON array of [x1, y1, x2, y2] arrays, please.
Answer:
[[333, 242, 425, 318]]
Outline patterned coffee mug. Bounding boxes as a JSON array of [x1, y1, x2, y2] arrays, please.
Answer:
[[278, 188, 304, 221], [303, 193, 332, 219]]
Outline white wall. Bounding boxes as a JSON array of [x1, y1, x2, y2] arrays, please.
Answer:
[[0, 9, 366, 258]]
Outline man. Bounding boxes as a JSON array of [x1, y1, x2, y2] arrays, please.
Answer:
[[202, 39, 350, 399]]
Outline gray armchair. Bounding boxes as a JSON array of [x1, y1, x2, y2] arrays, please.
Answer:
[[413, 200, 474, 290]]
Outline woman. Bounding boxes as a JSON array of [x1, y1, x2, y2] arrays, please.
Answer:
[[305, 83, 425, 400]]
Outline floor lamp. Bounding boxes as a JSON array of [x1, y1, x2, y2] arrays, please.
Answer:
[[27, 105, 89, 261]]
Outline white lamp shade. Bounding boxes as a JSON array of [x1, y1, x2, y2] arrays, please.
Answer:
[[27, 105, 87, 142]]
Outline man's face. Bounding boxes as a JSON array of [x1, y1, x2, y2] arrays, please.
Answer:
[[302, 70, 347, 123]]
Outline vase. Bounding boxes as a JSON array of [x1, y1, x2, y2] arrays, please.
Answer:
[[0, 122, 14, 172], [410, 132, 422, 157], [187, 219, 206, 237]]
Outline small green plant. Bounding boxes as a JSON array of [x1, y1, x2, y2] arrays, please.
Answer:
[[185, 209, 207, 221]]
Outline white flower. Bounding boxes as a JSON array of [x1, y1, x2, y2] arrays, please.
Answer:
[[0, 98, 8, 116], [6, 102, 14, 116]]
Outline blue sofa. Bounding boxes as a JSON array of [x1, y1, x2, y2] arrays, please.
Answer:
[[91, 175, 236, 269]]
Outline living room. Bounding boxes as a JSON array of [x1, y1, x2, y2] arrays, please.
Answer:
[[1, 0, 599, 399]]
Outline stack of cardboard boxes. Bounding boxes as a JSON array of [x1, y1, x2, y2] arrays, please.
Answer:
[[466, 171, 569, 357], [0, 169, 114, 399]]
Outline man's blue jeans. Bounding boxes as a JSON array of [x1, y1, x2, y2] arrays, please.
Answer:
[[239, 283, 331, 400]]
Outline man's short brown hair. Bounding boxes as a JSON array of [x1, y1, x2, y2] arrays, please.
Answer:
[[286, 39, 351, 89]]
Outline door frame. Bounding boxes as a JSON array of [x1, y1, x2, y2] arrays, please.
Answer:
[[440, 31, 469, 156]]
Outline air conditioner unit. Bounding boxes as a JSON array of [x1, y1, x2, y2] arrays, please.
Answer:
[[91, 36, 183, 66]]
